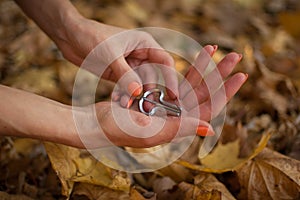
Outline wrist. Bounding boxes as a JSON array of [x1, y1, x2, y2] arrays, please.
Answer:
[[48, 2, 84, 44]]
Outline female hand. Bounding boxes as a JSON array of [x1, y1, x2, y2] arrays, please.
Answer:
[[78, 45, 247, 149], [55, 18, 179, 107]]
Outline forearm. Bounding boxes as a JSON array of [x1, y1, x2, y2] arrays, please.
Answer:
[[14, 0, 82, 43], [0, 85, 82, 147]]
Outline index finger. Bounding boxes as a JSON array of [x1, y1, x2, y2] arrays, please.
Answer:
[[148, 48, 179, 99]]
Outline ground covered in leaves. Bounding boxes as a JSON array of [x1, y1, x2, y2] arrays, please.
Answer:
[[0, 0, 300, 199]]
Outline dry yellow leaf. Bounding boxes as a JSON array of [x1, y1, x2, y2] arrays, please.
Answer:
[[176, 131, 271, 173], [44, 143, 130, 197], [236, 148, 300, 199], [200, 139, 244, 171]]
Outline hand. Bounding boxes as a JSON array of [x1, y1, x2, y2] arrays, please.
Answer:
[[55, 17, 179, 107], [179, 45, 247, 122], [78, 46, 247, 148]]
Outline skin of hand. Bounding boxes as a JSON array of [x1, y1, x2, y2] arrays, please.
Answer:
[[14, 0, 179, 106], [96, 45, 248, 148]]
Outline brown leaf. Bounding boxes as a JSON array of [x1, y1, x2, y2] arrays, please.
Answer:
[[8, 26, 54, 68], [255, 54, 297, 116], [236, 148, 300, 199], [194, 173, 236, 200], [279, 11, 300, 38], [130, 186, 156, 200], [152, 177, 180, 200], [0, 191, 33, 200], [178, 182, 222, 200], [72, 182, 130, 200], [2, 66, 68, 103], [44, 143, 130, 197]]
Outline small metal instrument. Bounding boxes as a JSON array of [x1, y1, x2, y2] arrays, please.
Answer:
[[138, 88, 182, 117]]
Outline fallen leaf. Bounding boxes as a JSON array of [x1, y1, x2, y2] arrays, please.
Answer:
[[72, 182, 130, 200], [235, 148, 300, 200], [57, 61, 114, 105], [2, 66, 68, 103], [44, 143, 130, 197], [0, 191, 33, 200], [255, 53, 297, 116], [178, 182, 222, 200], [130, 186, 156, 200], [8, 25, 54, 68], [176, 131, 272, 173], [279, 11, 300, 38], [194, 173, 236, 200], [152, 177, 180, 199]]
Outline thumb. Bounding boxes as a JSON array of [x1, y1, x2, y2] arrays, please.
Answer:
[[111, 56, 143, 98]]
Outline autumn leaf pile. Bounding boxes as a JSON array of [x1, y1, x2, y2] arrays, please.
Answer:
[[0, 0, 300, 199]]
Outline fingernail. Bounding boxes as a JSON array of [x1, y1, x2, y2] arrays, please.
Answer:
[[238, 54, 243, 61], [126, 98, 134, 108], [196, 126, 215, 136], [213, 45, 218, 53], [207, 45, 215, 56], [128, 82, 142, 97], [244, 73, 249, 79]]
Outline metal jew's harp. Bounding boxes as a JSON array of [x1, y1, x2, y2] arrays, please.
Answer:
[[138, 89, 181, 117]]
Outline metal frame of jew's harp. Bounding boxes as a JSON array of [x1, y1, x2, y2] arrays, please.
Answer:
[[138, 88, 182, 117]]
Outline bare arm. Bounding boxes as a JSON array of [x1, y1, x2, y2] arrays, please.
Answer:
[[0, 85, 81, 147], [14, 0, 80, 44]]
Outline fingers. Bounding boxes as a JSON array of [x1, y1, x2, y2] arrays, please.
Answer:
[[109, 56, 143, 108], [110, 56, 143, 97], [179, 45, 217, 99], [203, 53, 242, 94], [147, 48, 179, 99], [181, 52, 242, 111], [189, 72, 248, 121]]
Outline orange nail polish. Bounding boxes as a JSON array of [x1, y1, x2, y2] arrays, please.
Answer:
[[238, 54, 243, 61], [128, 82, 142, 97], [213, 45, 218, 53], [196, 126, 215, 136], [126, 98, 134, 108]]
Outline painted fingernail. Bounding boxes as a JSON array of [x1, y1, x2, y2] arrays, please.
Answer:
[[207, 45, 215, 56], [126, 98, 134, 108], [196, 126, 215, 136], [128, 82, 142, 97], [238, 54, 243, 61], [213, 45, 218, 53]]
